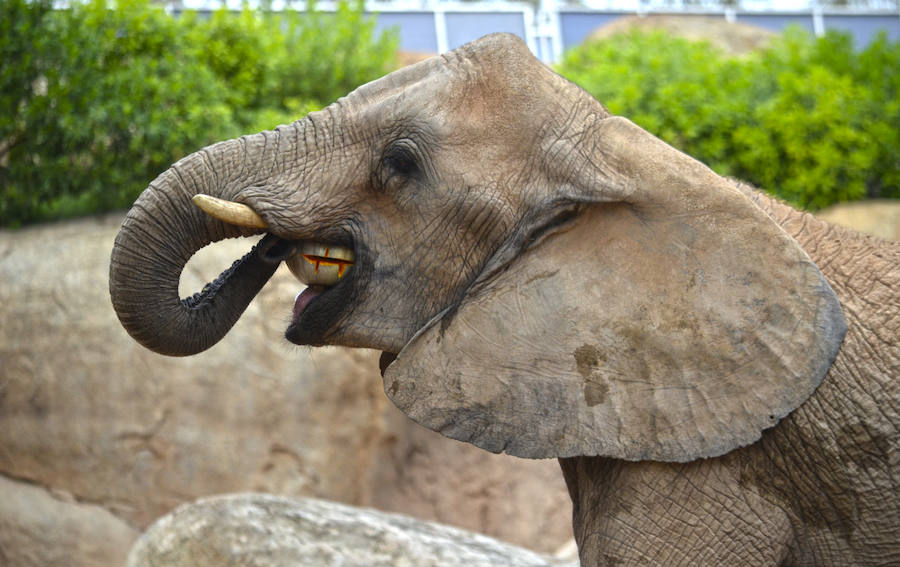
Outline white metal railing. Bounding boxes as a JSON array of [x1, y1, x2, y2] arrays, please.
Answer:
[[166, 0, 900, 63], [174, 0, 900, 8]]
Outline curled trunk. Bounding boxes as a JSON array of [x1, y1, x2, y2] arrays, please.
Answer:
[[109, 127, 298, 356]]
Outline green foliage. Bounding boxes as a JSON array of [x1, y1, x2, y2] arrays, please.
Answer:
[[0, 0, 397, 226], [268, 0, 399, 110], [557, 27, 900, 210], [186, 0, 398, 128]]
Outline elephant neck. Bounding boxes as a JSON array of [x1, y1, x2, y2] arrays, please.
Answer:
[[739, 184, 900, 559], [555, 456, 795, 565], [556, 455, 611, 566], [731, 184, 882, 289]]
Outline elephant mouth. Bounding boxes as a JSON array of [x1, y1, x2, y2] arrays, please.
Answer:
[[284, 240, 359, 346], [190, 193, 359, 347]]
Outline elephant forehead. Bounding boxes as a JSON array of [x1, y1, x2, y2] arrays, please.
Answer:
[[348, 34, 553, 125]]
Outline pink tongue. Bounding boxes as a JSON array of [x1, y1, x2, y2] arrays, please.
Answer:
[[293, 287, 322, 321]]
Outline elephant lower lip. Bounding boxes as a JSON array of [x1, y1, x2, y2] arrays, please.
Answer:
[[293, 286, 325, 321]]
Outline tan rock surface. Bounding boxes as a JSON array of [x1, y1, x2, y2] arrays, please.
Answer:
[[0, 213, 572, 566], [0, 213, 388, 527], [371, 407, 574, 550], [589, 15, 775, 55], [814, 200, 900, 241], [0, 475, 138, 567]]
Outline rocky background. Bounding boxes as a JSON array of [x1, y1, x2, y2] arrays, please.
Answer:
[[0, 213, 574, 566]]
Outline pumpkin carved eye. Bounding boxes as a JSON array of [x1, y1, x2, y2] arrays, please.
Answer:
[[286, 243, 355, 286]]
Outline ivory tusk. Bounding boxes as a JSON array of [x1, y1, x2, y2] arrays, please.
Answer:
[[191, 194, 267, 229]]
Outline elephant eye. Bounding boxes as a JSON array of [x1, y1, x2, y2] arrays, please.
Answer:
[[381, 140, 420, 180]]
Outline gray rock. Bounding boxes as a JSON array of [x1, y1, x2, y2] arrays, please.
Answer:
[[0, 475, 138, 567], [126, 494, 576, 567], [0, 214, 391, 528]]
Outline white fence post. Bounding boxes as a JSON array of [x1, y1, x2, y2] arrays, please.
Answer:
[[812, 6, 826, 37], [432, 2, 449, 54], [536, 0, 565, 63]]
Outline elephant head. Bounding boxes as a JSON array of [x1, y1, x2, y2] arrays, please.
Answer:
[[110, 33, 845, 463]]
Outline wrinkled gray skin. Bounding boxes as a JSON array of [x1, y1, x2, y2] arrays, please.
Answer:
[[110, 34, 899, 566], [560, 185, 899, 565]]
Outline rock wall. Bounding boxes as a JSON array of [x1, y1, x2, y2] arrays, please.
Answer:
[[815, 200, 900, 241], [0, 214, 573, 566], [0, 475, 137, 567], [588, 15, 775, 56]]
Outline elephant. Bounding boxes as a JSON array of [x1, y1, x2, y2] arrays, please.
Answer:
[[109, 33, 899, 566]]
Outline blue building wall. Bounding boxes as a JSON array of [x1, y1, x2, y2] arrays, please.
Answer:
[[185, 5, 900, 61], [365, 8, 899, 61], [445, 12, 527, 51], [375, 12, 440, 53], [824, 14, 900, 45], [558, 12, 629, 48]]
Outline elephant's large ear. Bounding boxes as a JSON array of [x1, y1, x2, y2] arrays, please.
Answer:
[[383, 116, 846, 462]]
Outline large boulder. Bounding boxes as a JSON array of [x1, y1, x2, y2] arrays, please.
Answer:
[[125, 494, 576, 567], [0, 475, 137, 567], [0, 214, 572, 566]]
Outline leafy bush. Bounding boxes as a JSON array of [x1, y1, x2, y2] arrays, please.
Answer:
[[557, 27, 899, 210], [0, 0, 397, 227], [186, 0, 398, 126], [1, 0, 238, 225], [265, 0, 399, 111]]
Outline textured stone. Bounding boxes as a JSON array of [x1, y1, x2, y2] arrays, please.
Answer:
[[814, 200, 900, 241], [0, 474, 138, 567], [370, 409, 574, 550], [126, 493, 576, 567], [589, 15, 775, 55], [0, 213, 387, 526]]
